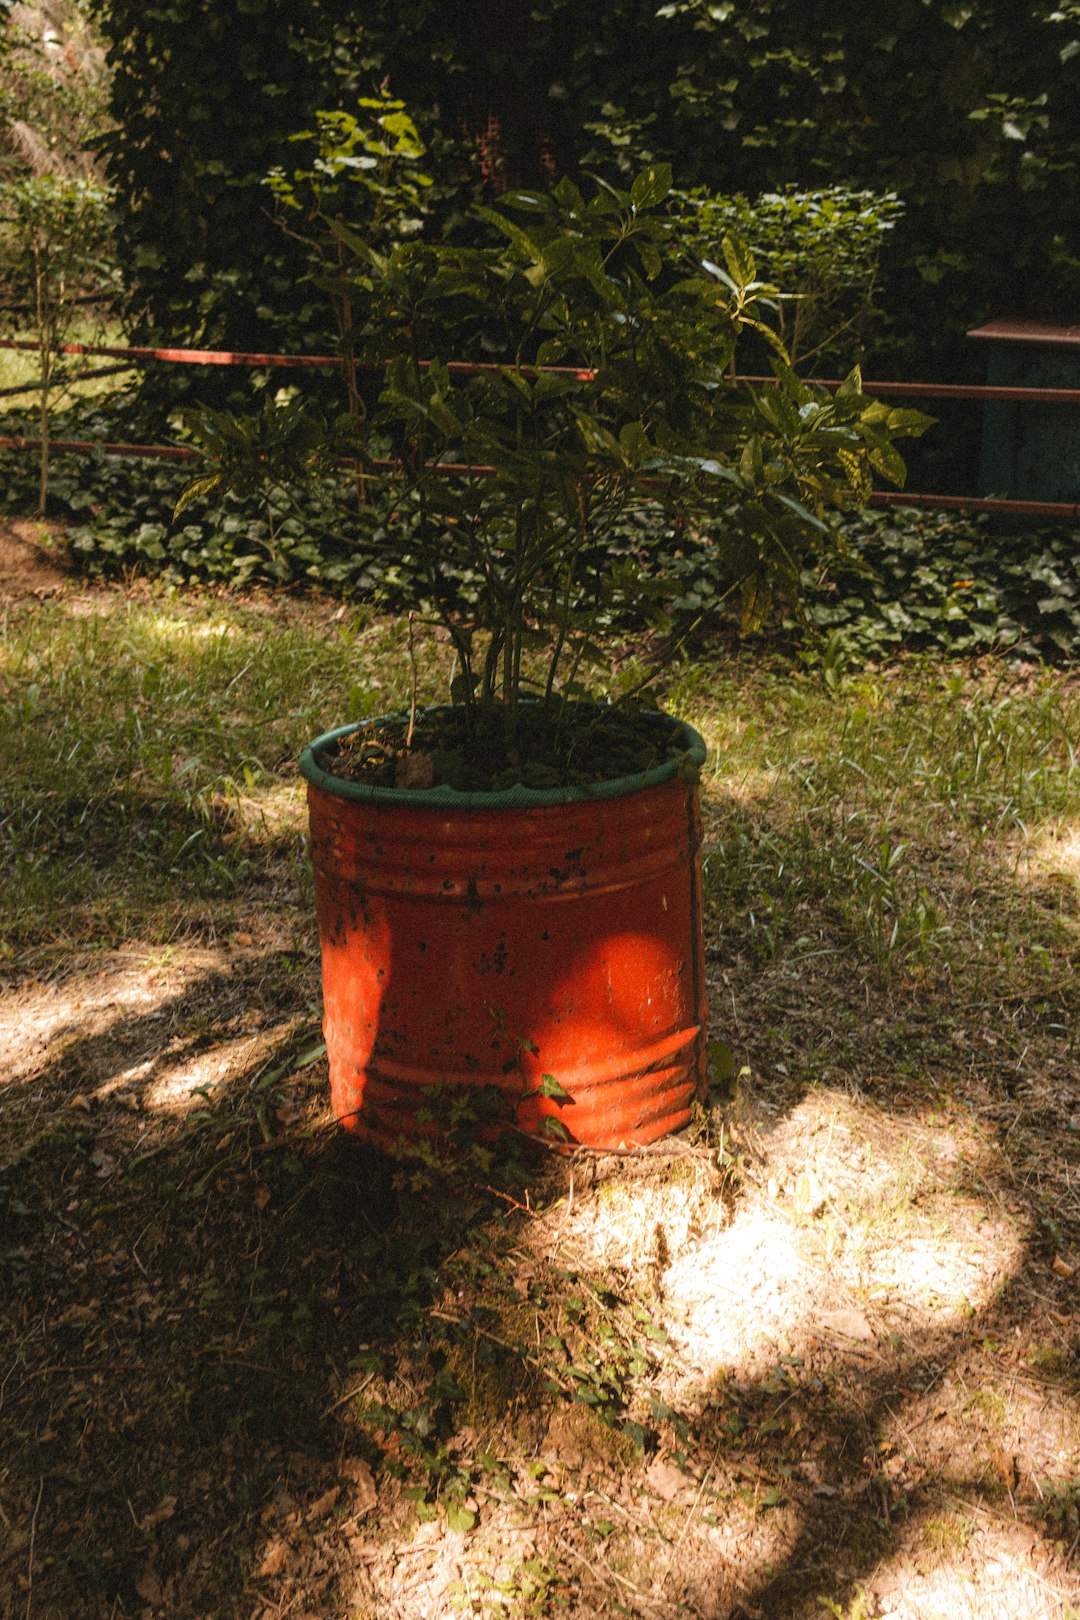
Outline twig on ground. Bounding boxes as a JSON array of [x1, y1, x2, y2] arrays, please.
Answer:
[[324, 1371, 376, 1417], [24, 1476, 43, 1620], [555, 1533, 655, 1605]]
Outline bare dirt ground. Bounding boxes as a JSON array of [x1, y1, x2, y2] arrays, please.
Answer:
[[1, 564, 1078, 1620], [0, 518, 73, 600]]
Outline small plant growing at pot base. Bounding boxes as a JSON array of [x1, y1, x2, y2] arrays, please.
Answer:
[[179, 164, 929, 1153]]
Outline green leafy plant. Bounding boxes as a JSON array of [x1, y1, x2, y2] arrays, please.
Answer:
[[265, 92, 433, 440], [1033, 1475, 1080, 1546], [672, 185, 904, 370], [180, 164, 928, 787], [0, 173, 115, 513], [792, 507, 1080, 663], [818, 1586, 875, 1620]]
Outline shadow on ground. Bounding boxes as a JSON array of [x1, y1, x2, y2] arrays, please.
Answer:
[[0, 794, 1078, 1617]]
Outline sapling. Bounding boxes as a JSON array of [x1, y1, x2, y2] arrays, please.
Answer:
[[0, 173, 115, 513], [181, 164, 931, 788]]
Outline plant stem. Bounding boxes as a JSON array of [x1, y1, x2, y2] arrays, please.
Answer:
[[406, 611, 418, 748], [34, 240, 50, 518], [337, 230, 366, 509]]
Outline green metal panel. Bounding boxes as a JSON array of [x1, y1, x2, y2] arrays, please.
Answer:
[[973, 323, 1080, 502]]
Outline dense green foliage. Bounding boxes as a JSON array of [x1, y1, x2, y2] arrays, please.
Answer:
[[85, 0, 474, 360], [91, 0, 1080, 392], [796, 508, 1080, 665], [671, 187, 904, 374]]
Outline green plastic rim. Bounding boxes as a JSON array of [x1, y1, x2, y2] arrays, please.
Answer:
[[299, 707, 707, 810]]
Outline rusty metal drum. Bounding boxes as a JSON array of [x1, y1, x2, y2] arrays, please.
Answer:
[[300, 712, 708, 1152]]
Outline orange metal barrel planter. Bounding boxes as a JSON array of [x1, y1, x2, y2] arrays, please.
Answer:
[[300, 712, 708, 1152]]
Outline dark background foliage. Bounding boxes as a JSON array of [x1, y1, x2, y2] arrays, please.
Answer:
[[85, 0, 452, 357], [90, 0, 1080, 382]]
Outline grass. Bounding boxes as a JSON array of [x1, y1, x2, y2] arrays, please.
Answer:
[[0, 317, 139, 403], [679, 656, 1079, 1013], [0, 591, 443, 960], [2, 580, 1080, 1619]]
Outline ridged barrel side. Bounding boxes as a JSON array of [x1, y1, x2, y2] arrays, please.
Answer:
[[307, 766, 708, 1152]]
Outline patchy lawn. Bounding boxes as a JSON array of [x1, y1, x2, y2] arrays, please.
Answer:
[[1, 557, 1078, 1620]]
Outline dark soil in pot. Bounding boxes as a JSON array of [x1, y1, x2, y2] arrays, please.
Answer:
[[320, 700, 700, 794]]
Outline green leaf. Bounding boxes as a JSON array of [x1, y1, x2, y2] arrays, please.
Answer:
[[942, 3, 973, 26], [445, 1502, 476, 1533], [552, 175, 587, 213], [664, 454, 739, 482], [291, 1040, 327, 1070], [740, 571, 772, 632], [700, 257, 739, 294], [636, 237, 663, 280], [721, 233, 756, 290], [618, 420, 652, 465], [325, 217, 375, 262], [630, 163, 673, 211], [473, 205, 544, 264], [867, 440, 908, 487], [835, 364, 864, 398], [708, 1039, 737, 1086], [739, 436, 764, 485], [539, 1073, 572, 1102], [770, 491, 829, 532], [501, 189, 554, 213], [173, 473, 226, 521]]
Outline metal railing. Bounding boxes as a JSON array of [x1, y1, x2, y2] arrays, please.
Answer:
[[1, 338, 1078, 519]]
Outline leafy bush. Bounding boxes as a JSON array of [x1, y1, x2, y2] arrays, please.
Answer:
[[794, 507, 1080, 665], [671, 186, 904, 372], [663, 502, 1080, 664], [2, 399, 1076, 666], [180, 162, 929, 748]]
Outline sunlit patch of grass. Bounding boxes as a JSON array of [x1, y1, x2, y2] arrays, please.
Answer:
[[1021, 816, 1080, 886], [0, 592, 455, 960], [674, 654, 1080, 988], [0, 320, 140, 408]]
